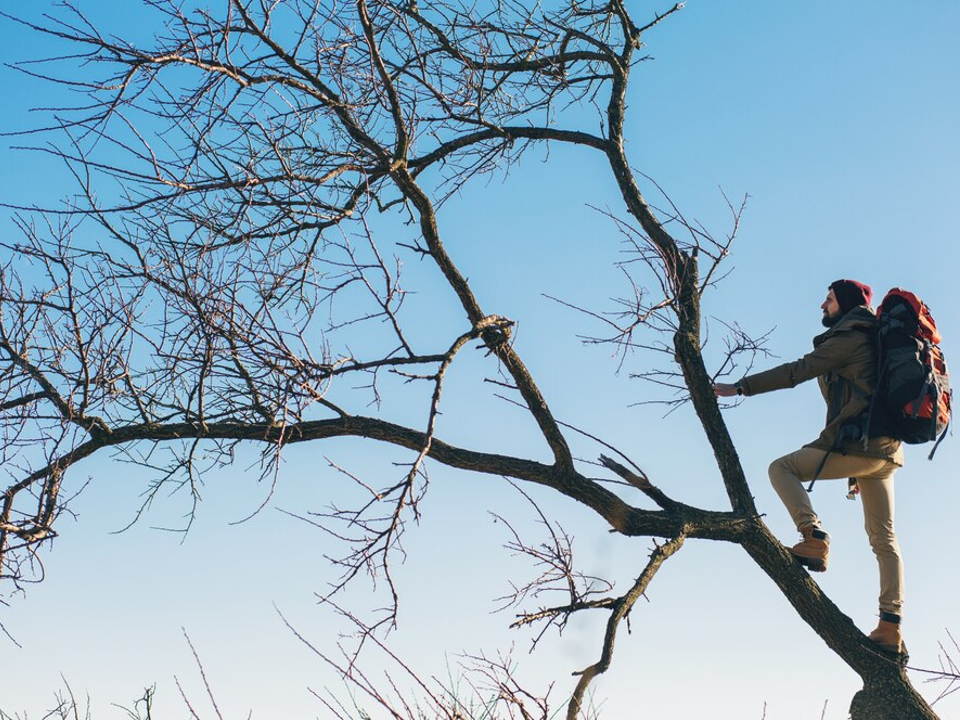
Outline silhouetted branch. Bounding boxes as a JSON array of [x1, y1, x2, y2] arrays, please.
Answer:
[[567, 533, 686, 720]]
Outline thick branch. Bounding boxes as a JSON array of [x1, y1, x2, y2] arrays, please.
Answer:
[[3, 414, 755, 545], [595, 13, 755, 514]]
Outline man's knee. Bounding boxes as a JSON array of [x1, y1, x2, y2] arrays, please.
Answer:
[[769, 454, 799, 487], [867, 529, 901, 558]]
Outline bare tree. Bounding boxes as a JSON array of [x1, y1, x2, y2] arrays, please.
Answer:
[[0, 1, 943, 717]]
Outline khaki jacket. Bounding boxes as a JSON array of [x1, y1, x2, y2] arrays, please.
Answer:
[[738, 306, 903, 465]]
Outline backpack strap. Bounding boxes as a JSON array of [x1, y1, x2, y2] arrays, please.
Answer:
[[806, 369, 876, 493], [927, 365, 949, 459], [929, 419, 950, 460], [806, 450, 832, 493], [860, 328, 886, 450]]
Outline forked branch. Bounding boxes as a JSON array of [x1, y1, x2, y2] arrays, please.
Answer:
[[566, 533, 686, 720]]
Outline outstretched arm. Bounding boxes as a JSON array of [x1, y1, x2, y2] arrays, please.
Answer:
[[729, 327, 864, 398]]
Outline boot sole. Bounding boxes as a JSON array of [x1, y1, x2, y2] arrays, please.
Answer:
[[870, 639, 907, 657], [873, 642, 902, 653], [792, 554, 827, 573]]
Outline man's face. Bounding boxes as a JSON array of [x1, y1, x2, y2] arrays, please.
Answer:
[[821, 289, 842, 327]]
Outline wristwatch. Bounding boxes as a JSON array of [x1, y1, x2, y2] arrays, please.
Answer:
[[734, 382, 743, 396]]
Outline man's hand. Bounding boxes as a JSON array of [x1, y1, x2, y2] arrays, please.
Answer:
[[713, 382, 741, 398]]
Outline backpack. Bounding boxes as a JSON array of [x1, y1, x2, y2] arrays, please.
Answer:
[[872, 288, 951, 457]]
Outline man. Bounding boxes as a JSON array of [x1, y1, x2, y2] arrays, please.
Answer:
[[714, 280, 905, 653]]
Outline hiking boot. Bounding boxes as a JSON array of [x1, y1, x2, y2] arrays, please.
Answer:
[[790, 526, 830, 572], [868, 611, 903, 654]]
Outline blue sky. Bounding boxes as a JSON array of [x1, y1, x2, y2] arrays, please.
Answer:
[[1, 2, 959, 719]]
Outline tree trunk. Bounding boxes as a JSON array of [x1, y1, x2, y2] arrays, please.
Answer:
[[850, 673, 939, 720]]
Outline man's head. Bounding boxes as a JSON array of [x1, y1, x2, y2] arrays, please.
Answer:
[[822, 279, 873, 327]]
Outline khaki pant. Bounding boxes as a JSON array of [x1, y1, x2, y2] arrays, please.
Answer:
[[768, 448, 903, 616]]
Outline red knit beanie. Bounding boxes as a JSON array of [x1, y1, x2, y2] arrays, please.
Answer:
[[829, 279, 873, 314]]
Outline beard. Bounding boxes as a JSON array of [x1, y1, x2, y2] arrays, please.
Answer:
[[821, 311, 841, 328]]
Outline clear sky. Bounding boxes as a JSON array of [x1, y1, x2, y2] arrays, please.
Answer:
[[1, 2, 959, 719]]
